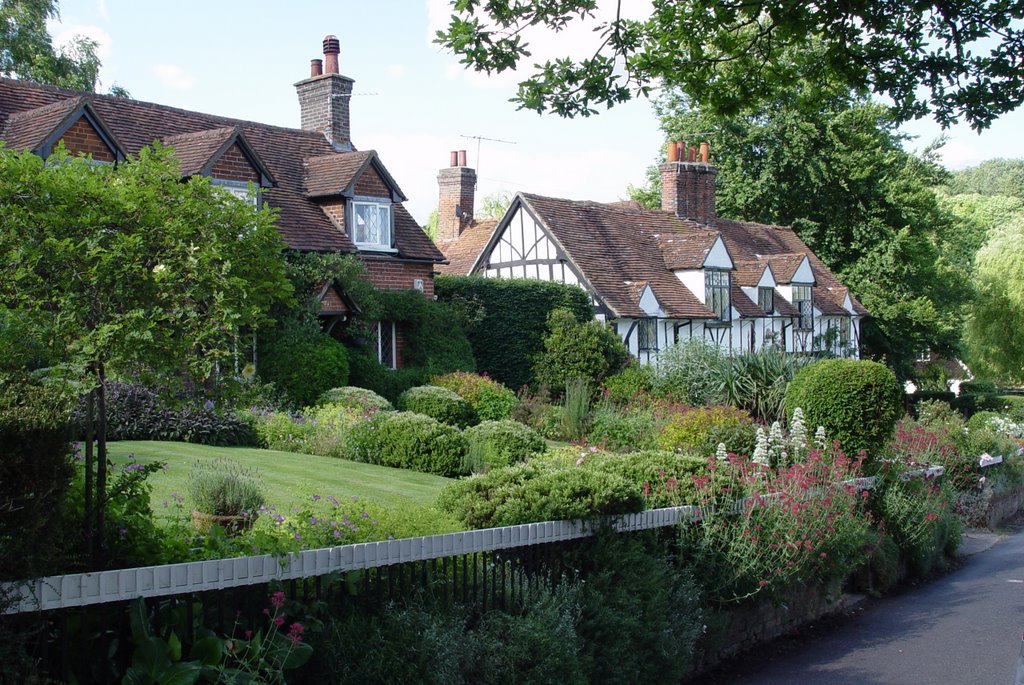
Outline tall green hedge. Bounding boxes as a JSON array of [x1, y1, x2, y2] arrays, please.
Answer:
[[258, 319, 349, 407], [435, 276, 593, 390], [785, 358, 903, 459], [0, 373, 76, 579]]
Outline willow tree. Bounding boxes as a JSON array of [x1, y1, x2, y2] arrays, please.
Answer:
[[0, 143, 292, 562]]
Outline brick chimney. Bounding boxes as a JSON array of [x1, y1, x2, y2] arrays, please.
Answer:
[[659, 140, 716, 225], [436, 150, 476, 242], [295, 35, 354, 151]]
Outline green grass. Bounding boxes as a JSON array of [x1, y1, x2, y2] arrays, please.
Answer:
[[107, 441, 452, 515]]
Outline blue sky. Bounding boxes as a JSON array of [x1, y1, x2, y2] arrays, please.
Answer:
[[51, 0, 1024, 225]]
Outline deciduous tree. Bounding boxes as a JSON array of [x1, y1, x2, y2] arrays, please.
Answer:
[[0, 143, 292, 561], [436, 0, 1024, 130]]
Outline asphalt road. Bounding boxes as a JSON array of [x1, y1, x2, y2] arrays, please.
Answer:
[[701, 527, 1024, 685]]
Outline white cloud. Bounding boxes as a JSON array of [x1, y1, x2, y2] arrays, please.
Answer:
[[152, 64, 196, 91], [934, 139, 986, 170], [51, 24, 112, 63], [387, 64, 408, 78]]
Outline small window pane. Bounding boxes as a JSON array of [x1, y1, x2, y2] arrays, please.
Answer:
[[759, 287, 774, 313], [378, 321, 395, 369], [354, 202, 391, 247], [638, 319, 658, 351]]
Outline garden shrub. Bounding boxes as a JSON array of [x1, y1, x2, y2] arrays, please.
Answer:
[[959, 379, 998, 395], [511, 386, 564, 440], [346, 411, 468, 476], [463, 419, 546, 471], [725, 346, 813, 422], [257, 319, 350, 407], [187, 458, 266, 517], [436, 462, 644, 528], [785, 358, 903, 459], [310, 601, 472, 684], [653, 337, 728, 406], [568, 532, 702, 684], [601, 363, 656, 405], [399, 385, 475, 428], [248, 409, 313, 453], [586, 405, 660, 451], [965, 410, 1002, 433], [430, 371, 518, 421], [539, 448, 712, 507], [303, 402, 368, 459], [0, 373, 76, 579], [99, 381, 256, 446], [346, 346, 425, 404], [316, 386, 393, 412], [875, 478, 961, 577], [435, 275, 592, 389], [886, 416, 977, 491], [908, 391, 955, 417], [657, 405, 756, 458], [532, 308, 630, 397]]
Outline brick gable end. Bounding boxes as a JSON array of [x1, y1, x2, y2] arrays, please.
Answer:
[[58, 117, 115, 162], [211, 143, 259, 183]]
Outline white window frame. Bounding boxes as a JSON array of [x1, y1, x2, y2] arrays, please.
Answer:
[[378, 320, 396, 370], [350, 197, 394, 251], [213, 179, 259, 208], [705, 269, 731, 325]]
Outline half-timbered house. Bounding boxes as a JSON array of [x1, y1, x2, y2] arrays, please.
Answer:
[[436, 142, 866, 362]]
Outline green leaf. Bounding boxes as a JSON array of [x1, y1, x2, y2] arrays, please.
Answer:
[[282, 642, 314, 669], [167, 630, 182, 662], [188, 636, 224, 667]]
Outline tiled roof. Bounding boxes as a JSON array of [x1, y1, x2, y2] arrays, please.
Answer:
[[733, 260, 769, 287], [436, 218, 499, 275], [758, 253, 807, 284], [304, 152, 372, 197], [0, 77, 442, 263], [163, 127, 237, 176], [772, 290, 800, 317], [731, 285, 765, 318], [813, 289, 848, 316], [1, 97, 83, 151], [518, 194, 715, 319]]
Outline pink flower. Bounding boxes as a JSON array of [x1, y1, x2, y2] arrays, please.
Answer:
[[269, 591, 286, 609]]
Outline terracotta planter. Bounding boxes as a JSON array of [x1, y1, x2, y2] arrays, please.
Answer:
[[192, 511, 257, 536]]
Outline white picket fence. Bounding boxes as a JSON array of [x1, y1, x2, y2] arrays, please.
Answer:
[[2, 464, 948, 616]]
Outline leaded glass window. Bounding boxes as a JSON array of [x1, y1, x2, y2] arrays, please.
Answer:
[[638, 318, 658, 351], [353, 201, 392, 248], [705, 270, 731, 324], [758, 287, 774, 313], [792, 285, 813, 330]]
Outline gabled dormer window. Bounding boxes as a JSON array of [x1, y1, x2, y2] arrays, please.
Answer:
[[792, 284, 813, 330], [705, 269, 731, 324], [351, 198, 393, 249], [758, 287, 774, 313]]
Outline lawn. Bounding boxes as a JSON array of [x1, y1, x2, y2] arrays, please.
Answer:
[[106, 441, 453, 515]]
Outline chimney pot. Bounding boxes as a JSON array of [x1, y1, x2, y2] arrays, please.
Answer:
[[688, 147, 697, 162], [450, 151, 459, 167], [323, 35, 340, 74], [310, 59, 323, 77], [666, 141, 679, 162], [457, 150, 467, 167], [699, 142, 710, 163]]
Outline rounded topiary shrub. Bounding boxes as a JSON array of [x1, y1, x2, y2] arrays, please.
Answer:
[[436, 462, 643, 528], [346, 411, 468, 477], [258, 320, 349, 407], [398, 385, 475, 428], [463, 419, 546, 471], [785, 358, 903, 459], [316, 386, 393, 412], [430, 371, 518, 421]]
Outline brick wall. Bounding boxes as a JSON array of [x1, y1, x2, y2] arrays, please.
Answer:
[[354, 166, 392, 198], [210, 143, 259, 182], [58, 117, 115, 161], [295, 73, 353, 148], [659, 161, 717, 225], [363, 259, 434, 297], [436, 166, 476, 242]]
